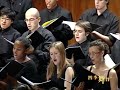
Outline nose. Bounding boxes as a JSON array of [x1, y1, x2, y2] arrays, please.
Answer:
[[26, 21, 31, 26], [75, 32, 79, 36]]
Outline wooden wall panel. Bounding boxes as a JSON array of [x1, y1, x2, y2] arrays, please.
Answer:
[[33, 0, 120, 21], [32, 0, 120, 44]]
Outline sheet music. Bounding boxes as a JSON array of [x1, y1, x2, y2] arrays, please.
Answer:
[[62, 21, 76, 30], [110, 33, 120, 40], [2, 36, 14, 45], [104, 54, 115, 68], [21, 76, 51, 86]]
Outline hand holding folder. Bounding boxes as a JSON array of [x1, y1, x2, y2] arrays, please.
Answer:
[[65, 46, 85, 60], [42, 16, 67, 31], [0, 60, 24, 79], [110, 33, 120, 40], [26, 30, 44, 49], [21, 76, 65, 89], [73, 63, 98, 89]]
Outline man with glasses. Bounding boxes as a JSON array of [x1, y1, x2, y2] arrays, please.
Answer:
[[0, 7, 21, 67], [22, 8, 56, 81], [0, 0, 33, 34]]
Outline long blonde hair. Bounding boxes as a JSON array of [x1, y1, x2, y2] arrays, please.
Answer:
[[47, 41, 69, 80]]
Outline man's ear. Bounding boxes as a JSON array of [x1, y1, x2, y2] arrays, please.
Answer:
[[38, 17, 41, 22]]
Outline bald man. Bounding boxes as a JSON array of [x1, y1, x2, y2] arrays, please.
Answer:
[[22, 8, 56, 81]]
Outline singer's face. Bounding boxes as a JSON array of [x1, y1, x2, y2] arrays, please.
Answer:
[[50, 47, 61, 66], [45, 0, 58, 10], [13, 41, 27, 62], [88, 46, 103, 64], [25, 14, 40, 31], [0, 15, 13, 29], [95, 0, 108, 10], [74, 26, 88, 43]]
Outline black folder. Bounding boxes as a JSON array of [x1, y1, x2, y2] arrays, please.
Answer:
[[37, 80, 65, 89], [0, 6, 5, 10], [27, 30, 44, 49], [73, 63, 98, 89], [0, 60, 24, 78], [113, 63, 120, 88], [43, 16, 67, 30], [21, 76, 65, 89], [65, 46, 85, 60]]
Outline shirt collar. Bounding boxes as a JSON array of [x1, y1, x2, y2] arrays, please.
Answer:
[[91, 8, 108, 18], [47, 4, 59, 12]]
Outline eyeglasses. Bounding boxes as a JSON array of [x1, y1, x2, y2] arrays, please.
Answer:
[[24, 17, 39, 22]]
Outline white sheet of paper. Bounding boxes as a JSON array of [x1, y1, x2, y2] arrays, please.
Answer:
[[62, 21, 76, 30], [110, 33, 120, 40], [104, 54, 115, 68], [21, 76, 51, 86]]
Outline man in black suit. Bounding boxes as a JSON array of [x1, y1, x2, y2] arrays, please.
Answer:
[[40, 0, 73, 47]]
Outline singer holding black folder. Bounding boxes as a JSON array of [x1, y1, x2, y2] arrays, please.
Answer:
[[12, 37, 40, 90], [85, 40, 118, 90], [46, 41, 74, 90], [66, 20, 92, 66], [22, 8, 56, 81]]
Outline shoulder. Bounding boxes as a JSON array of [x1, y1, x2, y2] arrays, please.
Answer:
[[23, 60, 36, 67], [60, 6, 70, 14], [109, 69, 117, 77], [65, 64, 73, 71], [82, 8, 96, 15], [22, 31, 29, 37], [38, 27, 56, 40], [105, 10, 119, 20], [40, 27, 53, 35], [58, 6, 72, 16], [80, 8, 96, 19], [9, 27, 21, 35], [40, 8, 48, 14], [65, 66, 74, 74]]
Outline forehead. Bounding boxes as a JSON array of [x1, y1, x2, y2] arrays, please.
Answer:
[[74, 25, 85, 31], [1, 15, 9, 18], [89, 46, 100, 51], [25, 14, 37, 19], [14, 41, 24, 47], [50, 47, 59, 52]]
